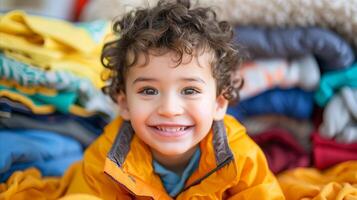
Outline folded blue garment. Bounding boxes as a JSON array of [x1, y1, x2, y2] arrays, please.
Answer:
[[0, 97, 109, 133], [0, 129, 83, 182], [228, 88, 314, 120]]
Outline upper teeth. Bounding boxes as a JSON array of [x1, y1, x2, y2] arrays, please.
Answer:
[[156, 126, 186, 132]]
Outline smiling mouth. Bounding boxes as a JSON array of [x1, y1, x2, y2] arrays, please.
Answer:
[[149, 125, 193, 137]]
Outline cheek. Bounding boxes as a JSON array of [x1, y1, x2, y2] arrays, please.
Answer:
[[127, 106, 149, 134], [188, 98, 216, 117], [126, 96, 153, 121]]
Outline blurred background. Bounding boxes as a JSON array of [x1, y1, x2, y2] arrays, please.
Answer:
[[0, 0, 86, 21], [1, 1, 357, 198]]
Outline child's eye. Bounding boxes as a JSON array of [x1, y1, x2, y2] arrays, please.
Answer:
[[138, 87, 158, 95], [181, 87, 200, 95]]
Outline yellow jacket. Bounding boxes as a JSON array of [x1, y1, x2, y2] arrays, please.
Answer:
[[65, 115, 284, 200]]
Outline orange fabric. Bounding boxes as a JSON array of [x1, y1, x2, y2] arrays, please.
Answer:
[[66, 115, 285, 199], [0, 115, 284, 199], [278, 161, 357, 200], [59, 194, 102, 200], [0, 163, 79, 200]]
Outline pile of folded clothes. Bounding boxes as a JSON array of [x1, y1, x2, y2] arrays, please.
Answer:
[[0, 11, 116, 182]]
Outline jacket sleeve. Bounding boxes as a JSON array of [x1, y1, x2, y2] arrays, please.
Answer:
[[227, 137, 285, 200], [65, 133, 132, 200]]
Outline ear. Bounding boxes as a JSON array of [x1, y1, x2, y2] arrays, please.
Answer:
[[116, 91, 130, 120], [213, 94, 228, 120]]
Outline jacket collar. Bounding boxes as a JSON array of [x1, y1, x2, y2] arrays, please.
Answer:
[[104, 120, 236, 199]]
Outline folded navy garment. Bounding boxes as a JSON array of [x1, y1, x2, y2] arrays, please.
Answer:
[[234, 26, 355, 71], [0, 97, 109, 146], [0, 129, 83, 182], [228, 88, 314, 120], [0, 97, 109, 132]]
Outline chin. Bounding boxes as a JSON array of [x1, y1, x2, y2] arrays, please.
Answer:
[[156, 146, 191, 156]]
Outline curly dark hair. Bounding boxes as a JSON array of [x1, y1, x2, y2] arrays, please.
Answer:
[[101, 0, 243, 103]]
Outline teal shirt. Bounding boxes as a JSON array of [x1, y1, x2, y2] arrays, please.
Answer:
[[153, 148, 201, 197], [315, 63, 357, 106]]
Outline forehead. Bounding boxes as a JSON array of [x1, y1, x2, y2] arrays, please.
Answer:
[[126, 50, 215, 78]]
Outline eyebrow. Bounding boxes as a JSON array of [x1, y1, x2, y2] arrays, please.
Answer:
[[132, 77, 158, 85], [132, 77, 207, 85], [180, 77, 206, 85]]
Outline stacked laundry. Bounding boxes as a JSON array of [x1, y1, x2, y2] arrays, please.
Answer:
[[0, 11, 115, 181], [314, 65, 357, 169], [227, 26, 355, 174], [3, 0, 354, 199]]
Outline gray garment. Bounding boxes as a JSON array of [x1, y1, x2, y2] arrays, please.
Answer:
[[342, 87, 357, 119], [336, 123, 357, 143], [0, 113, 97, 146], [320, 87, 357, 143], [291, 55, 320, 90], [234, 26, 354, 71], [242, 115, 313, 151]]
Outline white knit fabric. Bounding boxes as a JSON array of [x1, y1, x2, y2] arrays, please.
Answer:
[[80, 0, 357, 50]]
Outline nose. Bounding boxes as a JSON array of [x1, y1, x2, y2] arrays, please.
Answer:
[[157, 92, 184, 117]]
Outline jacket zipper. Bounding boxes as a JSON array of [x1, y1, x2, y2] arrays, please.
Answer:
[[175, 155, 234, 198]]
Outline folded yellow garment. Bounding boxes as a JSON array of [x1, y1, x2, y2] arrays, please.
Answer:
[[0, 162, 80, 200], [0, 79, 57, 96], [0, 11, 95, 53], [0, 32, 63, 62], [278, 161, 357, 200], [51, 59, 103, 88], [0, 90, 55, 114], [0, 10, 107, 88], [0, 163, 103, 200], [0, 12, 33, 35], [59, 194, 102, 200]]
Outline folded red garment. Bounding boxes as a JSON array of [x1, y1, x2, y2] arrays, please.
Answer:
[[312, 131, 357, 169], [251, 127, 310, 174]]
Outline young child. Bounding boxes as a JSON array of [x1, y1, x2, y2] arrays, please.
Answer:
[[66, 0, 285, 199]]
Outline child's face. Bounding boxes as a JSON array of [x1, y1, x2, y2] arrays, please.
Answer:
[[117, 51, 228, 157]]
